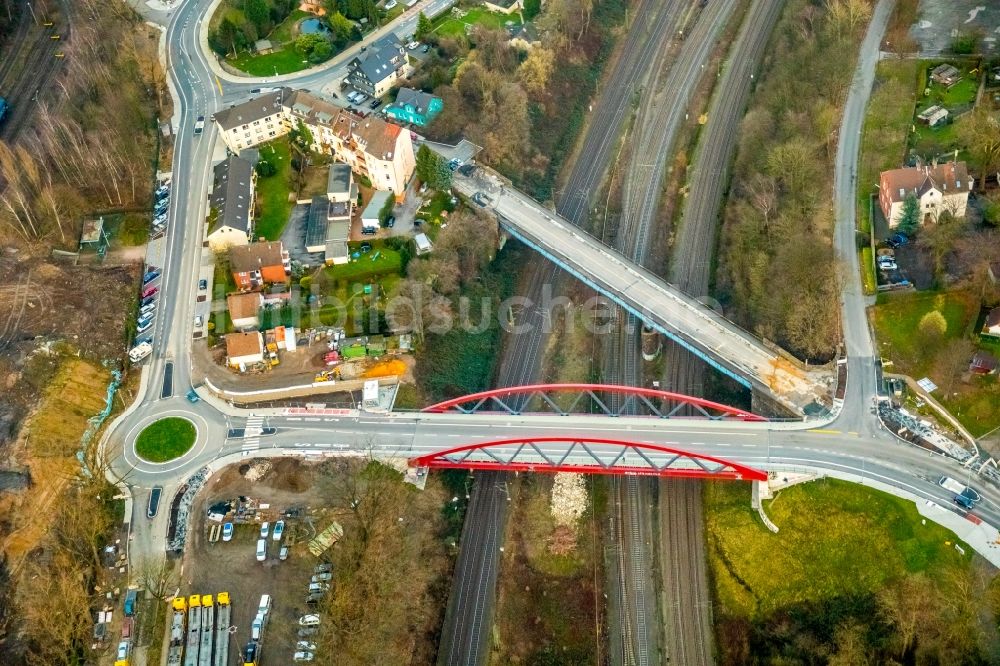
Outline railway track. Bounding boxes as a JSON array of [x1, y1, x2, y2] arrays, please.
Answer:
[[437, 1, 696, 663], [655, 1, 785, 664], [0, 0, 69, 144]]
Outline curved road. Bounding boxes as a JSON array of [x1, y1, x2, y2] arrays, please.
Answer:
[[103, 2, 1000, 662]]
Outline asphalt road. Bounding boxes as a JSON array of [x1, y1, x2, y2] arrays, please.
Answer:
[[103, 2, 1000, 662]]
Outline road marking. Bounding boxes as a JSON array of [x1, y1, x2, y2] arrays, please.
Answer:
[[287, 417, 302, 421], [809, 429, 841, 434]]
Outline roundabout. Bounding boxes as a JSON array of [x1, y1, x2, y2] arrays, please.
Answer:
[[135, 416, 197, 462]]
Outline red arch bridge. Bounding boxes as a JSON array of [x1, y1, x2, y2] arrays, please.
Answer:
[[408, 384, 769, 480]]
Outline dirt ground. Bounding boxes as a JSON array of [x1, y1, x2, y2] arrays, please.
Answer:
[[182, 459, 332, 664]]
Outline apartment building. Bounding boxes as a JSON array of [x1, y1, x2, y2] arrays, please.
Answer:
[[213, 89, 414, 195], [879, 161, 973, 227], [212, 89, 290, 153], [346, 34, 411, 98]]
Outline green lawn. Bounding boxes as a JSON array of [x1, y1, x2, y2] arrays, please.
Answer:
[[860, 246, 876, 295], [322, 244, 402, 283], [706, 478, 969, 621], [416, 190, 457, 225], [926, 77, 978, 108], [870, 289, 978, 376], [254, 140, 295, 241], [135, 417, 196, 463], [228, 48, 312, 76], [432, 7, 521, 38], [269, 9, 312, 44]]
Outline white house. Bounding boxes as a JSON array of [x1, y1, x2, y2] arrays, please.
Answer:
[[207, 156, 255, 251], [225, 331, 265, 369], [878, 161, 972, 227], [212, 89, 289, 153]]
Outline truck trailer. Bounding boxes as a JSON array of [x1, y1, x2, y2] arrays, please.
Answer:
[[214, 592, 231, 666], [938, 476, 981, 509], [198, 595, 214, 666], [167, 597, 187, 666], [183, 595, 201, 666]]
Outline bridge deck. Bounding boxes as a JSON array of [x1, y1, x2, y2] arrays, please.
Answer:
[[452, 168, 832, 415]]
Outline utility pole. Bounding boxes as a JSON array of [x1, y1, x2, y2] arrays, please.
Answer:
[[26, 1, 38, 25]]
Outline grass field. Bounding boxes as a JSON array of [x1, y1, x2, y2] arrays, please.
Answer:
[[860, 246, 876, 295], [432, 7, 521, 38], [706, 478, 970, 620], [870, 289, 978, 376], [228, 48, 312, 76], [135, 417, 196, 462], [254, 140, 295, 241], [322, 242, 403, 282]]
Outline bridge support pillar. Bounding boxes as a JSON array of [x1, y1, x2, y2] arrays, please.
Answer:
[[751, 480, 779, 533]]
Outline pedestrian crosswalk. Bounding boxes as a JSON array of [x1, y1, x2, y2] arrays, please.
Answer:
[[241, 416, 264, 454]]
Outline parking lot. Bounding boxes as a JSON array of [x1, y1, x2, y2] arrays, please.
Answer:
[[183, 459, 339, 664]]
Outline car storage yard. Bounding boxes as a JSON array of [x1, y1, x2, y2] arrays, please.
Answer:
[[182, 459, 337, 664], [176, 455, 456, 664]]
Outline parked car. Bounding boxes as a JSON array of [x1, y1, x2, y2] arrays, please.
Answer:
[[141, 296, 156, 308], [312, 573, 332, 582], [136, 321, 153, 334], [406, 40, 419, 49], [887, 232, 908, 248], [293, 651, 315, 662], [296, 641, 317, 651], [360, 226, 377, 236], [298, 614, 322, 627], [273, 520, 284, 541], [198, 279, 208, 290], [308, 582, 330, 593], [260, 522, 270, 539], [385, 216, 395, 228], [256, 539, 267, 561], [280, 545, 290, 560], [385, 0, 397, 8], [353, 93, 368, 104], [420, 43, 430, 53], [305, 593, 324, 605], [116, 641, 129, 660], [147, 486, 162, 518], [222, 522, 233, 541], [315, 563, 333, 574], [448, 158, 461, 170], [879, 261, 898, 271], [370, 98, 382, 109], [298, 627, 318, 637]]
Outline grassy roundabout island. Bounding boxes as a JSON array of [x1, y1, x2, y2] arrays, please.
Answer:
[[135, 417, 196, 463]]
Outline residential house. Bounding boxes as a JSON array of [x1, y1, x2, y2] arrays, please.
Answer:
[[305, 195, 351, 265], [507, 22, 539, 50], [361, 190, 392, 232], [225, 331, 265, 368], [213, 89, 416, 194], [917, 105, 948, 127], [207, 156, 256, 251], [383, 88, 443, 127], [346, 34, 411, 98], [213, 88, 290, 153], [229, 241, 290, 290], [984, 307, 1000, 337], [878, 161, 972, 228], [227, 292, 264, 330], [284, 90, 415, 194], [969, 350, 998, 375], [930, 63, 961, 86], [483, 0, 522, 14]]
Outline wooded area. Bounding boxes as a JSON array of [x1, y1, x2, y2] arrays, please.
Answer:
[[0, 0, 162, 247], [717, 0, 875, 362], [416, 0, 625, 201]]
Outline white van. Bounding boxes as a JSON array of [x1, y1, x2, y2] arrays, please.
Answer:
[[256, 539, 267, 562], [258, 594, 272, 616], [251, 613, 265, 640]]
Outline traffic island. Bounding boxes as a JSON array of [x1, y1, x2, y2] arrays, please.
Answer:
[[135, 417, 197, 463]]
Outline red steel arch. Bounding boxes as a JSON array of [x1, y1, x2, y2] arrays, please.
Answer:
[[409, 437, 768, 481], [422, 383, 765, 421]]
